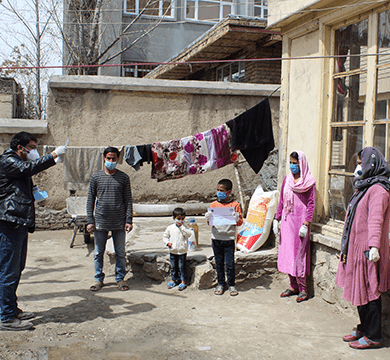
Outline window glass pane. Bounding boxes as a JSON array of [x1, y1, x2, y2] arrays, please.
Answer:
[[334, 74, 366, 122], [330, 126, 363, 171], [162, 1, 171, 14], [335, 19, 368, 73], [376, 10, 390, 123], [375, 100, 387, 120], [378, 9, 390, 66], [140, 0, 159, 16], [254, 7, 261, 16], [198, 2, 220, 21], [223, 5, 231, 17], [186, 0, 195, 18], [328, 175, 353, 221], [127, 0, 136, 12], [374, 124, 386, 156]]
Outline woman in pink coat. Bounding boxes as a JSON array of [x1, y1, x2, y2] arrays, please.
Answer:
[[336, 147, 390, 350], [274, 151, 316, 303]]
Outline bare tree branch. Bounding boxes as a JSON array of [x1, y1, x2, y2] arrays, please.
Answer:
[[100, 3, 171, 65], [1, 0, 37, 42], [94, 0, 154, 64], [86, 0, 104, 60]]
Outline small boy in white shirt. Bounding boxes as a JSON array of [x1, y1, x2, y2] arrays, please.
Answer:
[[163, 208, 193, 290]]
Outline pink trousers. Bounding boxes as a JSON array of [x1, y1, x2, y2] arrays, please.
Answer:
[[289, 274, 307, 293]]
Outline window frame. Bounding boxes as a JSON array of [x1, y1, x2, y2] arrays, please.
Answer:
[[184, 0, 235, 23], [326, 9, 390, 220], [124, 0, 175, 19], [254, 0, 268, 19], [216, 61, 245, 82]]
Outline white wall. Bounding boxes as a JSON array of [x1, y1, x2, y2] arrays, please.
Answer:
[[267, 0, 321, 28], [286, 30, 320, 175]]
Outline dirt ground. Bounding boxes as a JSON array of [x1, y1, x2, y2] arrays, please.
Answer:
[[1, 226, 389, 360]]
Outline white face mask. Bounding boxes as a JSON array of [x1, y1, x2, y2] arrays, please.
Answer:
[[354, 164, 363, 179], [26, 149, 40, 161]]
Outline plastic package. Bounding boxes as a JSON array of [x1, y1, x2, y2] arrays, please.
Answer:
[[187, 229, 196, 251], [236, 186, 279, 252], [188, 218, 199, 247], [33, 185, 48, 203]]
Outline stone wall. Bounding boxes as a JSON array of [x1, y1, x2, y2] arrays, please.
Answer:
[[125, 248, 279, 290], [35, 204, 73, 230]]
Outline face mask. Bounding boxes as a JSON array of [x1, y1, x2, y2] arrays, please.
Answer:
[[290, 164, 300, 174], [354, 164, 363, 179], [105, 161, 117, 170], [217, 191, 227, 200], [26, 149, 40, 161], [174, 219, 184, 226]]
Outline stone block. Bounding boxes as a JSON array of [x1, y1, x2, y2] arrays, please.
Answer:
[[143, 262, 164, 281], [193, 262, 217, 289], [156, 255, 170, 275]]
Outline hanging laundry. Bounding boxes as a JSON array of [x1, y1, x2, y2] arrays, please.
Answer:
[[211, 123, 237, 169], [182, 129, 214, 174], [62, 147, 105, 190], [226, 98, 274, 173], [124, 145, 143, 171], [117, 146, 125, 164], [151, 139, 187, 181], [182, 124, 237, 175], [44, 146, 105, 191], [136, 144, 153, 165]]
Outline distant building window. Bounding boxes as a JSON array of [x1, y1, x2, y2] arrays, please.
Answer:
[[125, 0, 174, 18], [185, 0, 234, 22], [123, 64, 157, 78], [216, 62, 245, 82], [254, 0, 268, 19]]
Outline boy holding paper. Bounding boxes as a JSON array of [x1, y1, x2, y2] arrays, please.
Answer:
[[205, 179, 243, 296]]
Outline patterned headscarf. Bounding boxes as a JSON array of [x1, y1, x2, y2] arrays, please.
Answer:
[[283, 150, 316, 219], [340, 147, 390, 262]]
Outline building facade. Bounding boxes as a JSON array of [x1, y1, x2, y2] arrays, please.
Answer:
[[268, 0, 390, 222], [268, 0, 390, 338], [96, 0, 269, 77]]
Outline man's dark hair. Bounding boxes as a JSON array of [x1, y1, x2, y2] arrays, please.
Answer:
[[173, 207, 186, 218], [218, 179, 233, 191], [290, 151, 299, 160], [10, 131, 37, 151], [103, 146, 120, 158]]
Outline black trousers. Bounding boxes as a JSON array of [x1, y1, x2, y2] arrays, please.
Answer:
[[357, 296, 382, 343]]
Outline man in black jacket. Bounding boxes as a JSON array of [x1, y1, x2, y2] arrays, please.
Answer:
[[0, 131, 67, 331]]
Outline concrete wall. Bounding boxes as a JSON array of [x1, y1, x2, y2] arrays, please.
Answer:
[[0, 94, 13, 118], [41, 76, 280, 210]]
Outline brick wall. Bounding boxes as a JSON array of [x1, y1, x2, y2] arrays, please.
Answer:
[[186, 42, 282, 85], [243, 43, 282, 84]]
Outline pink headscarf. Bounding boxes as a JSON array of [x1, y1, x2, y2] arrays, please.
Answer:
[[283, 150, 316, 218]]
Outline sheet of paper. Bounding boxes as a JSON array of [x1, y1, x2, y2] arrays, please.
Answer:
[[208, 207, 236, 226]]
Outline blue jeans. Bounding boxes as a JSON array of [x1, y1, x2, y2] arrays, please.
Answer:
[[0, 223, 28, 323], [212, 239, 235, 287], [94, 229, 126, 283], [169, 253, 187, 283]]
